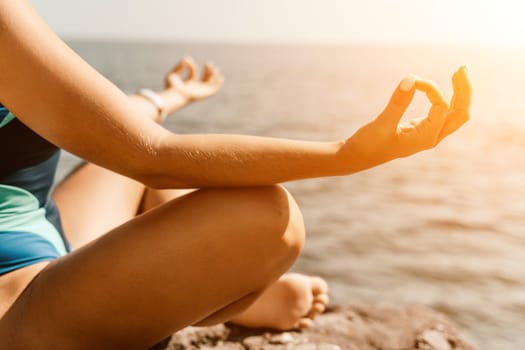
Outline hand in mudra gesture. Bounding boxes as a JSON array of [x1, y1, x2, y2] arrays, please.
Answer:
[[165, 57, 224, 102], [341, 66, 471, 172]]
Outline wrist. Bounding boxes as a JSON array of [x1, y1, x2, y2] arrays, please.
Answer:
[[137, 88, 168, 122], [332, 140, 352, 175], [314, 140, 354, 177], [160, 88, 191, 111], [334, 139, 370, 176]]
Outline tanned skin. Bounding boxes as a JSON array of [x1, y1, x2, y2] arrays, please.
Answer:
[[0, 1, 470, 349]]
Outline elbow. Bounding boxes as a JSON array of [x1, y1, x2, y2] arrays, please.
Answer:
[[128, 137, 192, 190], [136, 172, 194, 190], [135, 172, 182, 190], [128, 150, 180, 189], [134, 171, 166, 189]]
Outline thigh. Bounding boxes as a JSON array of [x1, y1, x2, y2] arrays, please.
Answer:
[[52, 162, 146, 248], [0, 186, 303, 350], [0, 262, 49, 318], [53, 162, 194, 248]]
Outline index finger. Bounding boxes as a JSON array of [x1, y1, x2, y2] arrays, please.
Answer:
[[376, 75, 416, 128], [415, 79, 449, 108], [412, 79, 450, 145], [171, 57, 198, 81]]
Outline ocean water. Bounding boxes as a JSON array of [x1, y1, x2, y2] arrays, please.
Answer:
[[61, 42, 525, 349]]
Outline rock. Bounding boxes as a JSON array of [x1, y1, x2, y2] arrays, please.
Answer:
[[268, 332, 295, 344], [162, 304, 477, 350], [417, 330, 453, 350]]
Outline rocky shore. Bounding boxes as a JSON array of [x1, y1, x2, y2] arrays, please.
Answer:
[[155, 304, 477, 350]]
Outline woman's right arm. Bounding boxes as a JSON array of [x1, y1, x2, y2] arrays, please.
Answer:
[[0, 0, 173, 181], [0, 0, 470, 189]]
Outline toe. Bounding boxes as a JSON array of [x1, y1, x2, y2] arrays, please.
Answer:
[[296, 317, 314, 329], [313, 293, 330, 306], [305, 301, 327, 319], [310, 276, 329, 295], [312, 301, 326, 314]]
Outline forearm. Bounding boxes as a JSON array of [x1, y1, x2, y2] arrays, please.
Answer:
[[143, 133, 348, 188], [129, 89, 189, 122], [0, 0, 470, 191]]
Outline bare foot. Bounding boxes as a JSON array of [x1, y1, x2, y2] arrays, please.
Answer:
[[229, 273, 329, 330]]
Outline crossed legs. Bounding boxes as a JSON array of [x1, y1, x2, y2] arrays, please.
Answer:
[[0, 162, 328, 350], [140, 186, 330, 330]]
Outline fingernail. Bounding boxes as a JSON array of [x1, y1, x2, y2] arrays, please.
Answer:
[[399, 75, 415, 92], [462, 65, 470, 75]]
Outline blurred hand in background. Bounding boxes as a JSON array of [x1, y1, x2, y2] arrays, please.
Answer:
[[165, 57, 224, 103]]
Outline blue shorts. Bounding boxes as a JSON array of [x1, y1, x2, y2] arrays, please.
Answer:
[[0, 152, 71, 276]]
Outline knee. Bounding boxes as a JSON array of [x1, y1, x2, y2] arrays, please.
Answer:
[[248, 185, 305, 273], [172, 185, 305, 287]]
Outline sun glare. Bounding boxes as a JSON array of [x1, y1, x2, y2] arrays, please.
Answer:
[[469, 1, 525, 46]]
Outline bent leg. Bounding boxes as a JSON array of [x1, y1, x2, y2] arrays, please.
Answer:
[[0, 186, 305, 350], [141, 188, 331, 331], [53, 162, 147, 248], [53, 164, 328, 332], [135, 188, 331, 330]]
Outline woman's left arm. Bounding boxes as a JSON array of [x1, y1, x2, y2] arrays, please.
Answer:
[[0, 0, 470, 190]]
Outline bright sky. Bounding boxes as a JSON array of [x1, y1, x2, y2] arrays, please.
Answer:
[[30, 0, 525, 46]]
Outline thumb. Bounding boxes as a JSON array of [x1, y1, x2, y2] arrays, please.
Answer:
[[171, 58, 189, 75], [376, 75, 416, 127], [170, 57, 197, 81]]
